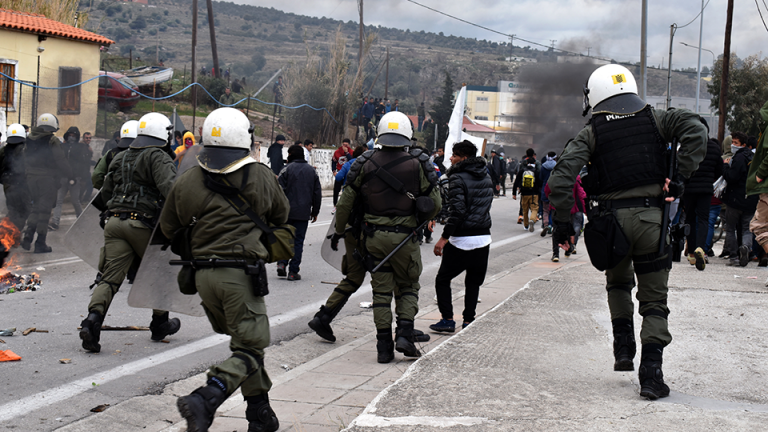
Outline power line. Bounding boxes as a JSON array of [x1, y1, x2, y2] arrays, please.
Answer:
[[756, 0, 768, 32], [403, 0, 624, 64], [676, 0, 710, 29], [403, 0, 712, 74]]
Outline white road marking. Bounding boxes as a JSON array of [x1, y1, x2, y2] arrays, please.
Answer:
[[352, 414, 487, 427], [0, 230, 536, 422]]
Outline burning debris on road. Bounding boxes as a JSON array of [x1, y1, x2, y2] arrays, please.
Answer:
[[0, 273, 41, 294]]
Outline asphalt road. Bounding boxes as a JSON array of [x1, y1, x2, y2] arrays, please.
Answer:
[[0, 193, 552, 431]]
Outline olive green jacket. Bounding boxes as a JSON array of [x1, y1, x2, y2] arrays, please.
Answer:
[[746, 100, 768, 196], [335, 151, 442, 234], [101, 147, 176, 218], [91, 151, 112, 190], [24, 127, 73, 179], [548, 107, 708, 223], [160, 163, 290, 261]]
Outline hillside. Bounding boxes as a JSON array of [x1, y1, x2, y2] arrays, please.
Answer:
[[80, 0, 710, 115]]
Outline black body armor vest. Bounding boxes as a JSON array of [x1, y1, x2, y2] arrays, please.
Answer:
[[1, 144, 26, 185], [360, 149, 421, 217], [24, 135, 56, 172], [589, 106, 666, 195]]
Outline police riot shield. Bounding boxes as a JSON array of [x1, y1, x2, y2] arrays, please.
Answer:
[[64, 194, 103, 270], [126, 224, 205, 317], [177, 145, 203, 174], [320, 215, 345, 273], [126, 152, 206, 317]]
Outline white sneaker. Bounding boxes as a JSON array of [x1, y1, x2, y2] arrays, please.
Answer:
[[331, 207, 336, 215]]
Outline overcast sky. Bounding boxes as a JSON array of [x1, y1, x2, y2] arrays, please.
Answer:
[[238, 0, 767, 70]]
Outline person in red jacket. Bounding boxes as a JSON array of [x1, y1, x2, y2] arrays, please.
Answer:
[[331, 139, 353, 207], [544, 175, 586, 262]]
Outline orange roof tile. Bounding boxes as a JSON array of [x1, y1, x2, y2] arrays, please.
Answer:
[[0, 8, 113, 45]]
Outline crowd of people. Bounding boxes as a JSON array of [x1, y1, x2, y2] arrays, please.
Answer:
[[3, 59, 768, 430]]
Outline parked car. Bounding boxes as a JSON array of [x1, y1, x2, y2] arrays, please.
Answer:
[[98, 71, 139, 112]]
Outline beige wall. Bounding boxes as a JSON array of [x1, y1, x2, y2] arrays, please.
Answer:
[[0, 29, 101, 138]]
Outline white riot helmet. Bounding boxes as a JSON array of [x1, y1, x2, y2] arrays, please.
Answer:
[[6, 123, 26, 144], [118, 120, 139, 149], [376, 111, 413, 147], [132, 113, 172, 148], [197, 107, 257, 174], [582, 64, 640, 116], [37, 113, 59, 132]]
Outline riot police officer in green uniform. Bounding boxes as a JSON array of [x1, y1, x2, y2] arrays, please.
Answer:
[[548, 64, 707, 400], [92, 120, 138, 190], [334, 111, 441, 363], [0, 123, 31, 233], [79, 113, 181, 353], [161, 107, 287, 432], [22, 113, 72, 253]]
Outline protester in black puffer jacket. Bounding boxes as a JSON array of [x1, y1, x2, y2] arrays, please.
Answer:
[[430, 140, 494, 334], [682, 137, 724, 269]]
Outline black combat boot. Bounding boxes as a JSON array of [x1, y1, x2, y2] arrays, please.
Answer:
[[150, 312, 181, 341], [308, 306, 336, 342], [395, 319, 421, 358], [80, 311, 103, 353], [34, 242, 52, 253], [413, 328, 430, 343], [20, 231, 33, 251], [638, 343, 670, 400], [245, 393, 280, 432], [376, 331, 395, 364], [612, 318, 636, 371], [177, 378, 228, 432]]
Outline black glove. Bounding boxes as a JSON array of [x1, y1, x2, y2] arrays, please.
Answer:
[[667, 173, 686, 199], [552, 219, 575, 247], [327, 232, 344, 251]]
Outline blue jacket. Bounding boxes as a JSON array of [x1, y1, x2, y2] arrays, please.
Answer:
[[278, 159, 322, 220], [540, 159, 557, 202], [335, 157, 357, 184], [362, 102, 374, 119]]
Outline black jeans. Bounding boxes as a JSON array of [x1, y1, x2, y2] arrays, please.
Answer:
[[333, 180, 343, 206], [278, 219, 309, 273], [683, 193, 711, 253], [434, 242, 490, 323]]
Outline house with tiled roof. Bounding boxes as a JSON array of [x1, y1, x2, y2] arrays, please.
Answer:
[[0, 8, 113, 140]]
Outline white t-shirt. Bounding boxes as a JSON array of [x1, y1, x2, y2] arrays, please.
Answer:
[[303, 147, 311, 162], [449, 235, 492, 251]]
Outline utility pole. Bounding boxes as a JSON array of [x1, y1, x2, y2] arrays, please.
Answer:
[[549, 40, 556, 50], [191, 0, 198, 131], [640, 0, 647, 100], [718, 0, 734, 143], [206, 0, 220, 78], [587, 47, 591, 57], [666, 25, 675, 109], [509, 34, 515, 59], [358, 0, 364, 72], [695, 0, 705, 114], [384, 46, 389, 99]]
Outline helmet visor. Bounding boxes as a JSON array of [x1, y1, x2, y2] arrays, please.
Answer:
[[197, 146, 251, 173], [117, 138, 134, 149], [377, 133, 411, 147]]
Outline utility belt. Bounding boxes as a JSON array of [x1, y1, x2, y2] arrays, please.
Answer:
[[584, 196, 668, 272], [598, 197, 664, 211], [363, 223, 416, 235], [106, 210, 156, 227], [170, 258, 269, 297]]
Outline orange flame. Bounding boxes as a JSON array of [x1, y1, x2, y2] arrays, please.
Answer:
[[0, 218, 20, 251]]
